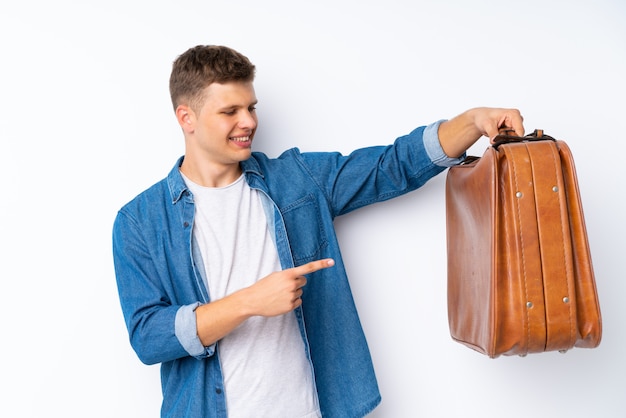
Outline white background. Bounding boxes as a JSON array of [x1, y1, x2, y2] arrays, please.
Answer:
[[1, 1, 624, 417]]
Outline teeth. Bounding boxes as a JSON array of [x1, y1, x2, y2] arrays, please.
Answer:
[[231, 136, 250, 142]]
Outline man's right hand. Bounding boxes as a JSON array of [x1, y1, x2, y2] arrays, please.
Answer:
[[195, 258, 335, 347], [244, 258, 336, 317]]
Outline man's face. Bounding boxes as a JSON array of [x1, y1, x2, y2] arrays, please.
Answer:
[[187, 81, 258, 169]]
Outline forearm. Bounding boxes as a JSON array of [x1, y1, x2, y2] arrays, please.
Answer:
[[195, 289, 255, 347], [437, 109, 484, 158]]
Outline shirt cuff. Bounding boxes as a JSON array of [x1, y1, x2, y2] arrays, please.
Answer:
[[175, 303, 216, 358], [423, 119, 466, 167]]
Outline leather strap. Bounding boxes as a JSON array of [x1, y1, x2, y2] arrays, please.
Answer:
[[492, 129, 555, 149]]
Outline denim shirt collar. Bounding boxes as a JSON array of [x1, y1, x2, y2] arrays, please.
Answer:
[[166, 155, 265, 204]]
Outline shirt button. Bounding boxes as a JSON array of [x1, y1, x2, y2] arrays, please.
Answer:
[[215, 388, 222, 395]]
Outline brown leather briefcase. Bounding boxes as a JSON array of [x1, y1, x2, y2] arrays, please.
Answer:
[[445, 130, 602, 358]]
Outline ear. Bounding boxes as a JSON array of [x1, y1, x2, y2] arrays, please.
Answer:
[[175, 105, 195, 134]]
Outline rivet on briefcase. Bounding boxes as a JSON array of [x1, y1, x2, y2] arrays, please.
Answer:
[[445, 129, 602, 358]]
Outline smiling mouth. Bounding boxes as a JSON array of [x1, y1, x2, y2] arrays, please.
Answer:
[[230, 136, 251, 143]]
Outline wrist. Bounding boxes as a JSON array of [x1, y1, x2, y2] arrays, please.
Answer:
[[438, 111, 482, 158]]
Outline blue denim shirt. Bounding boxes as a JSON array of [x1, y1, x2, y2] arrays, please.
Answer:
[[112, 121, 462, 417]]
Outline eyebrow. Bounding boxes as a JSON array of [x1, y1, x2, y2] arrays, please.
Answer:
[[219, 100, 258, 111]]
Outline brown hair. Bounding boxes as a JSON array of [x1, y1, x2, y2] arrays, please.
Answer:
[[169, 45, 256, 112]]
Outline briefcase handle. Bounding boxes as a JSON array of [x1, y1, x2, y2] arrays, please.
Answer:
[[492, 129, 556, 149]]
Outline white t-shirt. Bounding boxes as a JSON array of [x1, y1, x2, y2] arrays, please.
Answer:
[[183, 173, 321, 418]]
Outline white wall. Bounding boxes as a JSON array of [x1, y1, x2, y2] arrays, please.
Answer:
[[1, 1, 624, 417]]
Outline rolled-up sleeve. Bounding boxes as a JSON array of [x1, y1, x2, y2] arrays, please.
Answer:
[[175, 303, 216, 359], [423, 119, 466, 167]]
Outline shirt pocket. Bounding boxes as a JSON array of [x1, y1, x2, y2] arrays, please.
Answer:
[[280, 194, 328, 264]]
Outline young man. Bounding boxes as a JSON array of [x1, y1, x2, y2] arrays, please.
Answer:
[[112, 45, 524, 417]]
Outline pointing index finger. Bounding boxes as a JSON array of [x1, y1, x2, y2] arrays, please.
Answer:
[[292, 258, 335, 276]]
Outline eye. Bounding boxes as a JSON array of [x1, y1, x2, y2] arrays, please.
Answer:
[[248, 105, 257, 112]]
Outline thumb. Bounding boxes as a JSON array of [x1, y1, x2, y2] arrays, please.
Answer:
[[485, 125, 501, 141]]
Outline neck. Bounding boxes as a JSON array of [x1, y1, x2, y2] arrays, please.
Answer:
[[180, 157, 242, 188]]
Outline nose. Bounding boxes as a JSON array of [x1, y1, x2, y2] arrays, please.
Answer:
[[239, 109, 257, 131]]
